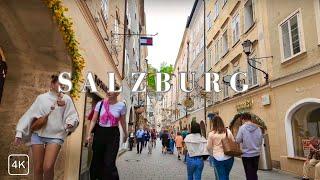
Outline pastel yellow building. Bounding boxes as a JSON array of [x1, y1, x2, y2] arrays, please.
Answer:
[[0, 0, 144, 179], [170, 0, 320, 177], [206, 0, 320, 177]]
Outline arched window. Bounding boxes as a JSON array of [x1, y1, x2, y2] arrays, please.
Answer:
[[291, 104, 320, 157]]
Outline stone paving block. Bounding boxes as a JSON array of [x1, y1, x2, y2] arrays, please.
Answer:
[[117, 140, 299, 180]]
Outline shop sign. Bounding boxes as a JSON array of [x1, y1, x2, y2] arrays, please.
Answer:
[[302, 139, 311, 157], [261, 94, 271, 106], [236, 99, 253, 112]]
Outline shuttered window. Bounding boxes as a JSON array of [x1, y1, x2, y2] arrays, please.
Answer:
[[279, 11, 303, 61]]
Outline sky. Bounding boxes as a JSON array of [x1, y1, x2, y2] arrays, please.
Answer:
[[145, 0, 194, 70]]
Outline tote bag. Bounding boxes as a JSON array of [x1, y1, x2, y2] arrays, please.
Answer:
[[221, 128, 242, 156]]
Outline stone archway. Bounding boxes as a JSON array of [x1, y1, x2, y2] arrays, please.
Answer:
[[0, 0, 72, 179], [229, 112, 267, 138], [284, 98, 320, 157]]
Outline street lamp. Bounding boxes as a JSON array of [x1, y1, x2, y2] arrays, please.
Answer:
[[242, 39, 272, 84], [242, 40, 253, 56]]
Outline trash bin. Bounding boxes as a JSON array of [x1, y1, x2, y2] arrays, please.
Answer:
[[259, 133, 272, 170]]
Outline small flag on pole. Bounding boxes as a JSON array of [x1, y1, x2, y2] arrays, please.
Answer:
[[140, 36, 153, 46]]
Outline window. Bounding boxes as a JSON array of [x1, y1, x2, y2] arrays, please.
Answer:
[[114, 18, 120, 44], [314, 0, 320, 44], [207, 46, 213, 70], [126, 3, 131, 28], [291, 105, 320, 157], [221, 30, 228, 56], [214, 39, 220, 64], [213, 0, 220, 20], [200, 60, 204, 72], [222, 0, 228, 7], [101, 0, 109, 22], [279, 10, 304, 61], [248, 59, 258, 87], [232, 13, 240, 45], [234, 68, 242, 91], [124, 51, 129, 76], [213, 92, 219, 103], [207, 12, 213, 31], [244, 0, 254, 32], [223, 75, 229, 98]]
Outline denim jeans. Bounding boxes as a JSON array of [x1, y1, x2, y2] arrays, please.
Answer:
[[211, 157, 234, 180], [186, 155, 204, 180]]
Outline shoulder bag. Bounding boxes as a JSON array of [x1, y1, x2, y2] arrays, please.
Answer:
[[92, 100, 104, 133], [221, 128, 242, 156]]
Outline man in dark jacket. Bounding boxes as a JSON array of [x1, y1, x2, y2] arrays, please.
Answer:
[[236, 113, 263, 180]]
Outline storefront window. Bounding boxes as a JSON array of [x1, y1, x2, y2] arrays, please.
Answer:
[[291, 104, 320, 157]]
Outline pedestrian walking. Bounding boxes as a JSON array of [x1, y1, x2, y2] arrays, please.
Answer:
[[236, 113, 263, 180], [151, 128, 157, 148], [302, 136, 320, 180], [148, 138, 153, 154], [175, 132, 183, 160], [128, 131, 135, 151], [168, 132, 175, 154], [161, 129, 169, 154], [136, 126, 144, 154], [144, 129, 150, 147], [159, 130, 162, 140], [184, 122, 209, 180], [86, 85, 127, 180], [181, 127, 189, 162], [14, 75, 79, 180], [207, 116, 234, 180], [0, 47, 7, 104]]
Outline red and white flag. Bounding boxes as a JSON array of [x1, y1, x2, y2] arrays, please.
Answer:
[[140, 36, 153, 46]]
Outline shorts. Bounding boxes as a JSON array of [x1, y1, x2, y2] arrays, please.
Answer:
[[31, 133, 64, 145]]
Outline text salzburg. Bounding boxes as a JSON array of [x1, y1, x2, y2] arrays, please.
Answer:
[[58, 72, 250, 93]]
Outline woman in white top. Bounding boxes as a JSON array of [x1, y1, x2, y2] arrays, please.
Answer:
[[14, 75, 79, 180], [86, 85, 127, 180], [207, 115, 235, 180], [184, 122, 209, 180]]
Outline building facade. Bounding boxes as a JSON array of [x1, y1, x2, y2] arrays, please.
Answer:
[[205, 0, 320, 176], [0, 0, 146, 179], [169, 0, 320, 177], [123, 0, 148, 136]]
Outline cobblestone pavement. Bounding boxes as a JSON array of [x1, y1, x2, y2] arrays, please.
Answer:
[[117, 140, 299, 180]]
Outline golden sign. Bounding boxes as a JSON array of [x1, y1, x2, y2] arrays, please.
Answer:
[[236, 99, 253, 112]]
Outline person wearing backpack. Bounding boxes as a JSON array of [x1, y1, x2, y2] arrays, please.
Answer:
[[207, 115, 235, 180], [236, 113, 263, 180]]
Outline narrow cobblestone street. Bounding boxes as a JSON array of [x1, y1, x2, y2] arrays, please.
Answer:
[[117, 140, 299, 180]]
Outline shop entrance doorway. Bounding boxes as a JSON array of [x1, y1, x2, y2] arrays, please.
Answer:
[[229, 112, 272, 170]]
